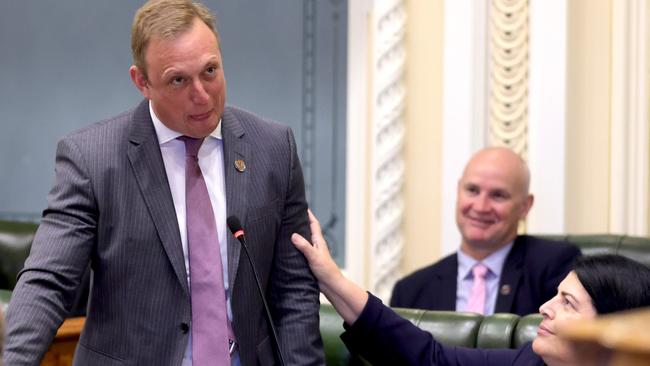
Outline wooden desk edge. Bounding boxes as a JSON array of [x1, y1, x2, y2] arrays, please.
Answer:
[[55, 317, 85, 339]]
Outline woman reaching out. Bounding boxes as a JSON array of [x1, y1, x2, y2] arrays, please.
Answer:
[[292, 210, 650, 366]]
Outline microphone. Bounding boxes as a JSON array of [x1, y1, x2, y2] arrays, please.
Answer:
[[227, 216, 286, 366]]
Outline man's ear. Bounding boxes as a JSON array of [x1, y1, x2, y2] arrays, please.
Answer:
[[520, 194, 534, 219], [130, 65, 151, 99]]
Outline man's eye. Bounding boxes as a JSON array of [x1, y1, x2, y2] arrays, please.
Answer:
[[204, 66, 218, 78], [170, 76, 184, 85]]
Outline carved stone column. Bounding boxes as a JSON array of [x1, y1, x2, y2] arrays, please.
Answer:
[[368, 0, 407, 300]]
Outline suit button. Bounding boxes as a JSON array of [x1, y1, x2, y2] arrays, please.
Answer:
[[180, 323, 190, 334]]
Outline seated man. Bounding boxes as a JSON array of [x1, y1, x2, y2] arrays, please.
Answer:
[[390, 147, 580, 315]]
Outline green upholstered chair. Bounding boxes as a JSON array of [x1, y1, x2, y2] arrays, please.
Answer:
[[476, 313, 520, 349], [0, 220, 90, 316], [0, 220, 38, 290], [513, 314, 543, 349], [319, 303, 542, 365], [538, 234, 650, 267], [0, 289, 12, 309], [320, 302, 354, 366], [411, 310, 482, 347], [0, 219, 647, 365], [2, 219, 650, 293]]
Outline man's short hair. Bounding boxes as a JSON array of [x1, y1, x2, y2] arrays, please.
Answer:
[[131, 0, 219, 80]]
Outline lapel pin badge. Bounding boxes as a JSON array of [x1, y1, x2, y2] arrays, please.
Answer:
[[500, 284, 511, 296], [234, 159, 246, 172]]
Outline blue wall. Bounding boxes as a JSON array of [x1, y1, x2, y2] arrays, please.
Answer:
[[0, 0, 347, 262]]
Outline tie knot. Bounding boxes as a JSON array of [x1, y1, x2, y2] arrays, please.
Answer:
[[178, 136, 204, 157], [472, 263, 488, 279]]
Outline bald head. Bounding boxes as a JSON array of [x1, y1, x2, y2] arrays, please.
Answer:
[[455, 147, 534, 259], [462, 147, 531, 195]]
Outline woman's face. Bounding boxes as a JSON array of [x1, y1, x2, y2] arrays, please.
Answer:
[[532, 271, 597, 364]]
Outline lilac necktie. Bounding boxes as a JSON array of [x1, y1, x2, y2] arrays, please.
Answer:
[[466, 263, 488, 314], [180, 136, 230, 364]]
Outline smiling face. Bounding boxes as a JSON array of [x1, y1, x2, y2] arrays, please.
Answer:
[[130, 18, 226, 138], [532, 271, 598, 365], [456, 148, 534, 259]]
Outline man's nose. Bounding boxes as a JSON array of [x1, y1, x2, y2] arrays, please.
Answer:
[[190, 79, 210, 104], [473, 194, 490, 211]]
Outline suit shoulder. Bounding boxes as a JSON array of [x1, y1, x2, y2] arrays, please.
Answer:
[[516, 235, 581, 266], [61, 106, 135, 145], [225, 105, 290, 135], [396, 253, 456, 286]]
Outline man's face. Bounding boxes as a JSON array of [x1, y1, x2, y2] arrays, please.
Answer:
[[455, 150, 533, 256], [130, 18, 226, 138]]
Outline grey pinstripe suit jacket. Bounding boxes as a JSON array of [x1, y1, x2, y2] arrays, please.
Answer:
[[3, 100, 324, 365]]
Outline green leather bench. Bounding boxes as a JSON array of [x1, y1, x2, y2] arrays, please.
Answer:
[[3, 219, 648, 289], [1, 220, 649, 364], [0, 292, 542, 366], [0, 220, 38, 290], [539, 234, 650, 267], [320, 303, 542, 365], [0, 220, 90, 316]]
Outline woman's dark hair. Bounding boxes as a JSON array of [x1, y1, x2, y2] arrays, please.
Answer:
[[573, 254, 650, 314]]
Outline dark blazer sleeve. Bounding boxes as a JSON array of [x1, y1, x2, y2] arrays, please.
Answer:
[[342, 294, 541, 366], [267, 127, 324, 365]]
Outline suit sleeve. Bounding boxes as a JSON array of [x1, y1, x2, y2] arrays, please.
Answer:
[[342, 294, 521, 366], [3, 137, 96, 365], [268, 127, 324, 365]]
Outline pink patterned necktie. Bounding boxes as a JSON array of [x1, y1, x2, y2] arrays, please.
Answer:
[[466, 263, 488, 314], [180, 136, 230, 364]]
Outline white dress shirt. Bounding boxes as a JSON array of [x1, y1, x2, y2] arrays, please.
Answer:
[[149, 102, 238, 366], [456, 242, 513, 315]]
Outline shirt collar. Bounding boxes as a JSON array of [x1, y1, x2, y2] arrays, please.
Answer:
[[149, 101, 222, 144], [458, 241, 514, 280]]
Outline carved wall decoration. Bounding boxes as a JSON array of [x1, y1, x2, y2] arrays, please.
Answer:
[[488, 0, 529, 158], [369, 0, 407, 300]]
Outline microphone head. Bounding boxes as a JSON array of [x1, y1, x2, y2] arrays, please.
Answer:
[[227, 215, 243, 235]]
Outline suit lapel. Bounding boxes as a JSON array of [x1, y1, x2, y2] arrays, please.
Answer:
[[221, 107, 250, 288], [426, 255, 458, 310], [495, 237, 524, 313], [438, 255, 459, 310], [127, 100, 189, 296]]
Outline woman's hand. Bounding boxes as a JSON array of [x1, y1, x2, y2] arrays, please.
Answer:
[[291, 209, 343, 290], [292, 209, 368, 324]]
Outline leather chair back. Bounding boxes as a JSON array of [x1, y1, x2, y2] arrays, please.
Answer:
[[319, 304, 542, 365]]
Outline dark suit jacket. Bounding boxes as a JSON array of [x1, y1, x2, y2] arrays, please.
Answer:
[[342, 294, 544, 366], [390, 235, 581, 315], [3, 100, 324, 365]]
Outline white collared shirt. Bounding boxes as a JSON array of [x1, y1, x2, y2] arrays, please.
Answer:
[[456, 242, 514, 315], [149, 102, 237, 365]]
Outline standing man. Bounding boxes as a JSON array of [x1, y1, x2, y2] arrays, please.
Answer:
[[3, 1, 324, 365], [391, 147, 580, 316]]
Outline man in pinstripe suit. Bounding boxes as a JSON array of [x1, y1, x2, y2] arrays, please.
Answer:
[[3, 1, 323, 365]]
